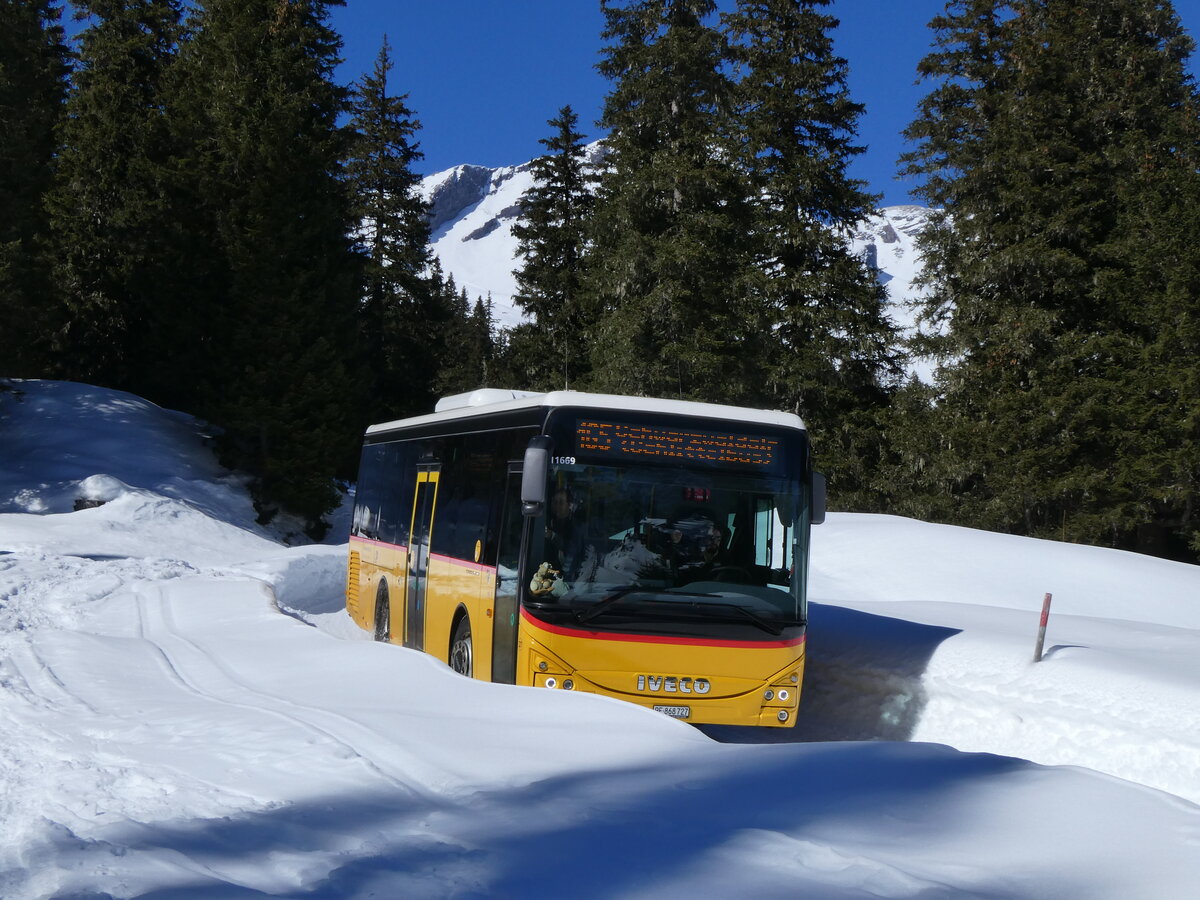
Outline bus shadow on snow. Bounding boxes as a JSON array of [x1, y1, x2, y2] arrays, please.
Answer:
[[699, 601, 961, 745]]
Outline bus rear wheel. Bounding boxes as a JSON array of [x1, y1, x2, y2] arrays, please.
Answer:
[[373, 581, 390, 642], [450, 616, 472, 677]]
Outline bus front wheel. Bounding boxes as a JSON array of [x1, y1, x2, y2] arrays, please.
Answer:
[[373, 581, 390, 642], [450, 615, 472, 677]]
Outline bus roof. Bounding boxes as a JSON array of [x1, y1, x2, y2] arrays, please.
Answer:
[[365, 390, 807, 437]]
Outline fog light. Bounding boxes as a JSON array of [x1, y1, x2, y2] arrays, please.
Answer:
[[777, 710, 789, 723], [545, 677, 557, 689], [563, 679, 574, 690], [763, 689, 774, 701], [778, 689, 790, 702]]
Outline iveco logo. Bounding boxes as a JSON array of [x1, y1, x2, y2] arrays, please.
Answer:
[[636, 674, 711, 694]]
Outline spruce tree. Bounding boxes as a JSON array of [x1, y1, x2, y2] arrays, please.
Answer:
[[0, 0, 70, 376], [346, 36, 440, 422], [587, 0, 758, 403], [169, 0, 362, 532], [1107, 26, 1200, 558], [510, 105, 596, 390], [900, 0, 1200, 556], [435, 284, 494, 396], [724, 0, 901, 507], [45, 0, 181, 393]]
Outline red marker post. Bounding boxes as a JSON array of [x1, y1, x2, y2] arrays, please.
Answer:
[[1033, 592, 1053, 663]]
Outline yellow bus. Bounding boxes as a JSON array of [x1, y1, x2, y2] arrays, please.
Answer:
[[346, 389, 825, 727]]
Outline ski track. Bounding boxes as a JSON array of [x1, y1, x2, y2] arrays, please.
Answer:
[[128, 580, 446, 802]]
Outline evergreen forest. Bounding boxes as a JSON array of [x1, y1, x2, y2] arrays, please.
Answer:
[[2, 0, 1198, 561]]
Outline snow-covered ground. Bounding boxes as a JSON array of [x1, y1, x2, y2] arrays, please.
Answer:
[[2, 379, 1199, 898]]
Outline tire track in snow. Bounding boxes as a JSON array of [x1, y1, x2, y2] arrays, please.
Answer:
[[2, 641, 102, 717], [131, 579, 449, 803]]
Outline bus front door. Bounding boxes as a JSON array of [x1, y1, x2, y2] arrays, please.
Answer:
[[404, 465, 440, 651], [491, 466, 524, 684]]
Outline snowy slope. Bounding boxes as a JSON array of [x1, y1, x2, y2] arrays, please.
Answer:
[[422, 161, 535, 329], [2, 379, 1199, 898], [421, 149, 934, 347]]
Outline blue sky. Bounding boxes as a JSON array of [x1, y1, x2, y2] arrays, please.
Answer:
[[331, 0, 939, 206], [332, 1, 1200, 207]]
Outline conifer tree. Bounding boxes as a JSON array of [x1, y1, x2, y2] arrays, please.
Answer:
[[45, 0, 181, 393], [346, 36, 439, 422], [510, 105, 596, 390], [900, 0, 1200, 556], [0, 0, 70, 376], [587, 0, 758, 402], [468, 294, 496, 387], [169, 0, 362, 532], [435, 285, 494, 396], [1108, 36, 1200, 558], [724, 0, 901, 506]]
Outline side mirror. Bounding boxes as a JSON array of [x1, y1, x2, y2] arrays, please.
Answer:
[[811, 471, 826, 525], [521, 435, 552, 516]]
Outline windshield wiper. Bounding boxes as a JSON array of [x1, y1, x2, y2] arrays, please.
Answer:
[[647, 591, 787, 635], [655, 598, 787, 636], [575, 587, 788, 637], [575, 584, 642, 625], [707, 601, 786, 636]]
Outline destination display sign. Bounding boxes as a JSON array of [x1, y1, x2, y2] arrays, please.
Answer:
[[573, 418, 781, 470]]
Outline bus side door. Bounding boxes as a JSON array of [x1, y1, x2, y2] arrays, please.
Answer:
[[404, 464, 440, 651]]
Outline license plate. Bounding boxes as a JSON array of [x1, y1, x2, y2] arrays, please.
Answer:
[[653, 705, 691, 719]]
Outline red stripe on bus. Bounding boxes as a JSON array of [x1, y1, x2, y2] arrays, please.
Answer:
[[521, 608, 805, 649]]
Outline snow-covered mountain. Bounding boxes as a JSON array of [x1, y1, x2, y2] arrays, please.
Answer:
[[421, 148, 935, 342], [421, 154, 550, 330], [850, 204, 932, 333]]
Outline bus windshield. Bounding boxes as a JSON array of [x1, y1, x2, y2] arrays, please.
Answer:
[[524, 413, 809, 631]]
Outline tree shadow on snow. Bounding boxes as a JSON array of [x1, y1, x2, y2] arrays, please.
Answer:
[[700, 601, 962, 746]]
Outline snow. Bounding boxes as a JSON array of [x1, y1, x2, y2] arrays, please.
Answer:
[[2, 378, 1199, 898], [849, 205, 938, 382], [422, 161, 537, 329]]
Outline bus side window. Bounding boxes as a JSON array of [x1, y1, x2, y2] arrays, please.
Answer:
[[428, 434, 484, 564], [395, 441, 420, 547], [353, 443, 388, 540], [484, 430, 535, 567], [353, 440, 416, 548], [497, 466, 525, 574], [374, 441, 403, 542], [457, 432, 498, 565]]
